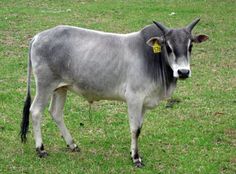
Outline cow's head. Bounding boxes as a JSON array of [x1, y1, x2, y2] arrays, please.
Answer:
[[146, 18, 208, 79]]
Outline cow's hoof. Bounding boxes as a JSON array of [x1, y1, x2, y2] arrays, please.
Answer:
[[37, 150, 48, 158], [71, 145, 80, 152], [67, 144, 80, 152], [134, 161, 144, 168]]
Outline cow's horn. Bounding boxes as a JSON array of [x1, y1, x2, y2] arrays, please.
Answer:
[[153, 21, 169, 34], [186, 18, 200, 32]]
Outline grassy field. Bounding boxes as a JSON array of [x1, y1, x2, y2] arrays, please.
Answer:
[[0, 0, 235, 173]]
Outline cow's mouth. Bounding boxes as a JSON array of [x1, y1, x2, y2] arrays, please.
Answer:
[[178, 76, 189, 80]]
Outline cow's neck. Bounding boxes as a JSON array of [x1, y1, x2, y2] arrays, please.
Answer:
[[141, 45, 176, 91], [140, 25, 177, 92], [162, 62, 177, 97], [163, 61, 177, 88], [154, 52, 177, 93]]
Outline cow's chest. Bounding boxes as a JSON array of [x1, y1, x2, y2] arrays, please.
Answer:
[[143, 83, 176, 109]]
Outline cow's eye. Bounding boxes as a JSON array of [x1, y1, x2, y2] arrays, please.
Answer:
[[166, 44, 172, 54], [189, 44, 193, 52]]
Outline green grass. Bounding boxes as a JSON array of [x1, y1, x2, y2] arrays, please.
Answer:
[[0, 0, 235, 173]]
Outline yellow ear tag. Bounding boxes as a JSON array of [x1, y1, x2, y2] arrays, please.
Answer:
[[153, 41, 161, 53]]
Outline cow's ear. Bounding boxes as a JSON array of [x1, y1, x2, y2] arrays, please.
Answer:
[[192, 34, 209, 43], [146, 37, 163, 47]]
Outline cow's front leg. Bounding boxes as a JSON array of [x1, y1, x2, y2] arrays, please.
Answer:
[[127, 97, 145, 167]]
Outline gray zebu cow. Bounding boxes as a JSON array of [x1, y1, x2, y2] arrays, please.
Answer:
[[21, 18, 208, 167]]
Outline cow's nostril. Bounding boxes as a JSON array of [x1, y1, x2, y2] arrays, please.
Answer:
[[178, 69, 190, 79]]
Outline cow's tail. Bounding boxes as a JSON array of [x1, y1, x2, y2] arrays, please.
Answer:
[[20, 39, 33, 143]]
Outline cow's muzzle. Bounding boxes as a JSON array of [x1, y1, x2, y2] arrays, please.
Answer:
[[178, 69, 190, 79]]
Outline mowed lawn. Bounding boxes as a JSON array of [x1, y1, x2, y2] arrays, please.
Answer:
[[0, 0, 235, 173]]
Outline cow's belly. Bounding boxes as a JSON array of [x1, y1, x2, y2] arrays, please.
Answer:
[[63, 82, 126, 102]]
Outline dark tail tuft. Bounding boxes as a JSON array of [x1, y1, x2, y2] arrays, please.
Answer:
[[20, 93, 31, 143], [20, 37, 33, 143]]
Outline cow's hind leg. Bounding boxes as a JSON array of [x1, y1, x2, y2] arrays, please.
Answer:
[[49, 87, 79, 151], [30, 83, 56, 157]]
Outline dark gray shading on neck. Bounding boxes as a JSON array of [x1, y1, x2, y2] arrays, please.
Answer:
[[140, 24, 176, 92]]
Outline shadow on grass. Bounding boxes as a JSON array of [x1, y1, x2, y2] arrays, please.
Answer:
[[165, 98, 181, 108]]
